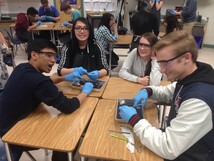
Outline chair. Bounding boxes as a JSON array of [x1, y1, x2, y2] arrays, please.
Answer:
[[4, 29, 26, 55]]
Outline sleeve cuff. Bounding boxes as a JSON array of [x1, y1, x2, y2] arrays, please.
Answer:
[[129, 114, 141, 127], [144, 87, 153, 97]]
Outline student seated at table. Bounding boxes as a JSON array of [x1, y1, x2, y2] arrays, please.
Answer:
[[38, 0, 60, 22], [163, 15, 181, 37], [119, 30, 214, 161], [119, 32, 162, 86], [0, 39, 94, 161], [15, 7, 41, 42], [130, 1, 159, 51], [95, 12, 119, 69], [61, 2, 81, 28], [58, 17, 109, 80], [0, 32, 10, 102]]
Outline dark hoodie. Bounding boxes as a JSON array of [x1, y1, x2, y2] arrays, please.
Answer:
[[166, 61, 214, 161]]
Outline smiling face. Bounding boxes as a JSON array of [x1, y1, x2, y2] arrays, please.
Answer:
[[30, 48, 56, 73], [156, 45, 191, 81], [74, 20, 89, 43], [137, 37, 152, 60]]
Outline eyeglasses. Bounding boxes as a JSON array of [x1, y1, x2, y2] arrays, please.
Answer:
[[157, 52, 187, 68], [138, 43, 151, 49], [38, 51, 57, 58], [74, 26, 89, 32]]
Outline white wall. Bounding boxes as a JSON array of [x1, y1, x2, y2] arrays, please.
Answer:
[[0, 0, 54, 14], [127, 0, 214, 46]]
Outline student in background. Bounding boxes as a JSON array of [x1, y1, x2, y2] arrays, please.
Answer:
[[130, 1, 159, 51], [38, 0, 60, 22], [119, 33, 162, 86], [58, 17, 109, 80], [61, 2, 81, 28], [15, 7, 41, 42], [119, 30, 214, 161], [164, 15, 181, 36], [95, 12, 119, 69], [150, 0, 163, 27], [0, 39, 93, 161], [173, 0, 197, 34], [0, 32, 10, 102]]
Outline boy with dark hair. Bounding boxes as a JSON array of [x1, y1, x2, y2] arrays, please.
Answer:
[[0, 39, 93, 161], [15, 7, 41, 42]]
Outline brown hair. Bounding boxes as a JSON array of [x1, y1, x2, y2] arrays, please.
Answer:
[[61, 3, 71, 12], [153, 30, 198, 62], [41, 0, 48, 4], [141, 32, 158, 46]]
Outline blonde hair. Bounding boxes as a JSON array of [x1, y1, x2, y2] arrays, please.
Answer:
[[153, 30, 198, 62]]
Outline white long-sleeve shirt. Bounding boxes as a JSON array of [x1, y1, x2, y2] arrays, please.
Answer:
[[133, 83, 213, 160], [119, 48, 162, 85]]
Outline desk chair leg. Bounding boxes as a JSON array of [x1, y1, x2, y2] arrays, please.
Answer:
[[4, 143, 12, 161], [108, 44, 113, 76], [25, 151, 36, 161], [81, 156, 86, 161], [68, 152, 73, 161]]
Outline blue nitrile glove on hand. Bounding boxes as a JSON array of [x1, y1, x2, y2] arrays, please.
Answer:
[[82, 82, 94, 95], [73, 67, 87, 75], [119, 105, 137, 122], [46, 16, 54, 21], [41, 15, 47, 21], [133, 89, 148, 109], [36, 21, 41, 27], [63, 22, 69, 27], [64, 72, 81, 82], [87, 70, 100, 80], [170, 9, 175, 15]]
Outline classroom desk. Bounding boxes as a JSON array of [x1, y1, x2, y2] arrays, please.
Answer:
[[32, 22, 55, 41], [79, 99, 163, 161], [2, 96, 99, 161], [56, 75, 110, 98], [86, 12, 103, 29], [102, 77, 143, 99], [109, 34, 133, 76], [52, 22, 72, 44]]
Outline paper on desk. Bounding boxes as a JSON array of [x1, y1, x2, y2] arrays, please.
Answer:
[[120, 127, 134, 153], [37, 25, 48, 28]]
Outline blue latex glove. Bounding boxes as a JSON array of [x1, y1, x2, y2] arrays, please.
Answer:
[[133, 89, 148, 109], [46, 16, 54, 21], [36, 21, 41, 27], [64, 72, 81, 82], [82, 82, 94, 95], [170, 9, 175, 15], [73, 67, 87, 75], [87, 70, 99, 80], [41, 16, 47, 21], [63, 22, 70, 27], [119, 105, 137, 122]]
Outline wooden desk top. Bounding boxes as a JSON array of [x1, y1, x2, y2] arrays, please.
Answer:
[[110, 34, 133, 45], [102, 77, 143, 99], [2, 97, 99, 152], [79, 99, 163, 161], [52, 22, 72, 31], [33, 23, 55, 31], [56, 76, 109, 98]]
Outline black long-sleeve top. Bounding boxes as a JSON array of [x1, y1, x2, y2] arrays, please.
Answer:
[[131, 10, 159, 36], [0, 63, 80, 137]]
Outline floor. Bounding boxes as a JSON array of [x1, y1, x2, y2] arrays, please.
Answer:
[[5, 46, 214, 161]]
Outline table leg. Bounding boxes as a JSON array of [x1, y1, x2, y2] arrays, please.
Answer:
[[68, 152, 73, 161], [109, 44, 113, 76], [4, 143, 12, 161], [80, 156, 86, 161]]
